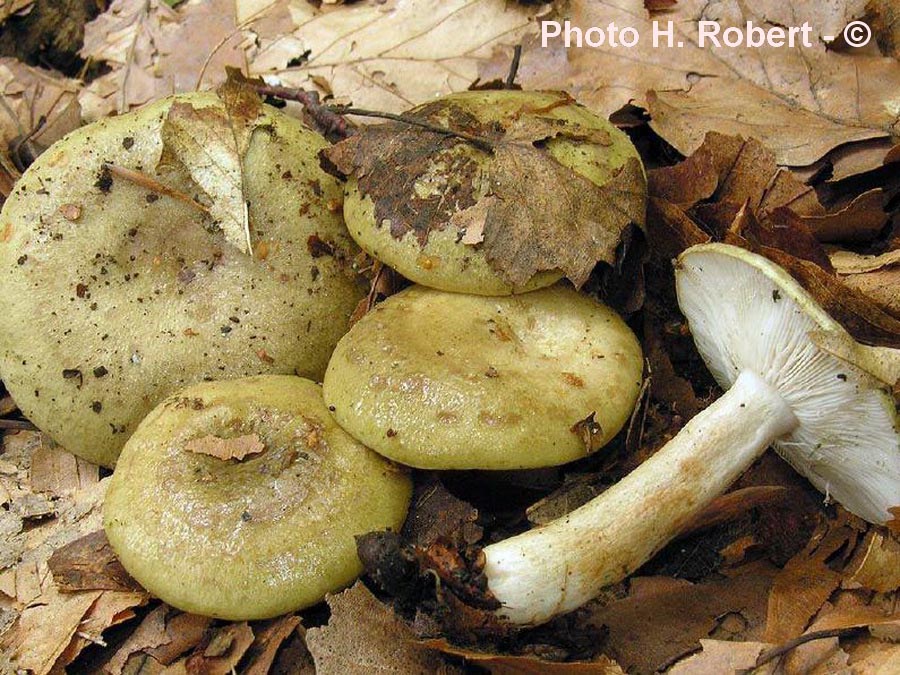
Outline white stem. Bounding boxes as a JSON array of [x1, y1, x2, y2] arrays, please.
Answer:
[[482, 370, 799, 625]]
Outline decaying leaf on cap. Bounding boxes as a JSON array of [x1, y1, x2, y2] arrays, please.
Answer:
[[326, 91, 646, 290]]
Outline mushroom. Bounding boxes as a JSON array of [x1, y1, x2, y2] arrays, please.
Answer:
[[331, 90, 646, 295], [322, 284, 643, 469], [0, 90, 363, 466], [481, 243, 900, 625], [103, 375, 411, 620]]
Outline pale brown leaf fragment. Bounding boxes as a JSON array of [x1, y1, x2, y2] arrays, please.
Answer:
[[187, 622, 254, 674], [29, 441, 99, 498], [184, 433, 265, 461], [868, 0, 900, 58], [422, 639, 626, 674], [157, 81, 266, 255], [257, 0, 543, 114], [48, 530, 142, 593], [493, 0, 899, 166], [57, 591, 149, 669], [667, 639, 774, 675], [846, 529, 900, 593], [104, 604, 170, 675], [0, 585, 102, 675], [244, 615, 302, 675], [144, 611, 213, 666], [306, 581, 461, 674], [0, 58, 82, 150], [831, 249, 900, 320]]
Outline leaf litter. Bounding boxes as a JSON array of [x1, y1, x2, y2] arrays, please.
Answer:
[[2, 0, 900, 672]]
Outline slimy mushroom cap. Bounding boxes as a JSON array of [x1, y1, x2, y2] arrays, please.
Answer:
[[322, 285, 644, 469], [103, 375, 411, 620]]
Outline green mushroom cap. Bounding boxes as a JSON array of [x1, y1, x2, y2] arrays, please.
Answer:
[[331, 90, 646, 295], [323, 285, 644, 469], [103, 375, 411, 620], [0, 90, 364, 467]]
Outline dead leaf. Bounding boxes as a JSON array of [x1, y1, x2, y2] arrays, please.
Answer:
[[157, 78, 266, 255], [104, 605, 171, 675], [786, 189, 889, 243], [0, 57, 82, 152], [183, 432, 265, 461], [29, 441, 99, 498], [586, 562, 778, 672], [305, 582, 461, 674], [832, 249, 900, 320], [667, 639, 774, 674], [79, 0, 274, 118], [256, 0, 543, 113], [0, 585, 102, 675], [48, 530, 142, 593], [868, 0, 900, 58], [489, 0, 899, 167], [187, 622, 254, 674], [327, 99, 645, 287], [422, 639, 626, 674], [57, 591, 149, 669], [144, 611, 213, 666], [244, 615, 303, 675], [764, 515, 860, 644], [846, 529, 900, 592]]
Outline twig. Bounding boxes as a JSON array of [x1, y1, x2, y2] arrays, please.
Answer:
[[328, 107, 494, 153], [104, 164, 211, 213], [0, 419, 37, 431], [752, 627, 865, 670], [250, 83, 495, 152], [253, 84, 352, 140], [505, 44, 523, 89]]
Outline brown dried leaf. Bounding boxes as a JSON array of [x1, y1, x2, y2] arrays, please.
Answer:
[[788, 189, 889, 243], [184, 433, 265, 461], [491, 0, 897, 167], [327, 106, 645, 287], [255, 0, 542, 113], [144, 611, 213, 666], [421, 639, 626, 674], [48, 530, 142, 593], [403, 476, 482, 548], [306, 582, 461, 674], [0, 57, 82, 150], [187, 622, 254, 674], [104, 605, 170, 675], [667, 639, 774, 675], [832, 249, 900, 320], [58, 591, 149, 669], [755, 245, 900, 348], [0, 585, 102, 675], [157, 77, 266, 255], [846, 529, 900, 593], [586, 562, 777, 672], [244, 616, 303, 675], [79, 0, 273, 118], [868, 0, 900, 58], [764, 515, 860, 643], [29, 441, 99, 498]]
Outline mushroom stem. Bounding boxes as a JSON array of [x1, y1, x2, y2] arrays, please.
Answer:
[[482, 369, 799, 626]]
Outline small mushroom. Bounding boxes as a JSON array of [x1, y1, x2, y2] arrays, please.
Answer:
[[481, 243, 900, 625], [334, 90, 646, 295], [322, 284, 643, 469], [103, 375, 411, 620], [0, 91, 363, 466]]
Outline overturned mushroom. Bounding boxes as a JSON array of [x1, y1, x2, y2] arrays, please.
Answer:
[[482, 243, 900, 625], [323, 284, 643, 469], [0, 89, 363, 466], [103, 375, 411, 620], [327, 90, 646, 295]]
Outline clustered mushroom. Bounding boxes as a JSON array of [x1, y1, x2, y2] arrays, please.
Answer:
[[0, 90, 363, 467], [103, 375, 411, 620], [481, 243, 900, 625], [4, 82, 897, 632]]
